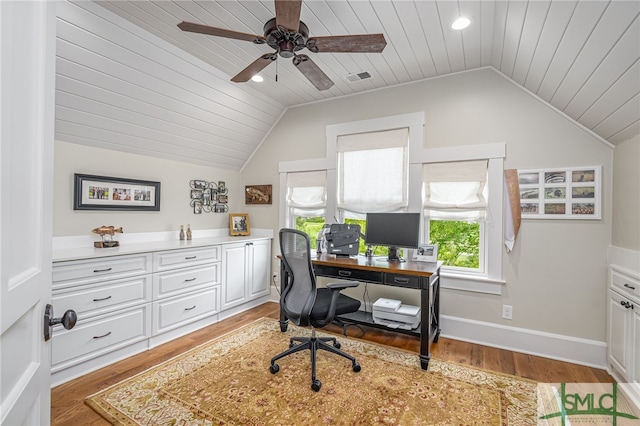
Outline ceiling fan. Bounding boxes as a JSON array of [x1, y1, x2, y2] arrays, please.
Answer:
[[177, 0, 387, 91]]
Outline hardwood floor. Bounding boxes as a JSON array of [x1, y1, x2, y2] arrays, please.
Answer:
[[51, 301, 613, 425]]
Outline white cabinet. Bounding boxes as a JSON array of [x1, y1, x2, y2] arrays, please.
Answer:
[[607, 266, 640, 399], [221, 239, 271, 310], [51, 236, 271, 386], [51, 254, 153, 385], [151, 247, 221, 336]]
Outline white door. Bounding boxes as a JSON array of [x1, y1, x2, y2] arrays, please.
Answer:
[[1, 2, 56, 425]]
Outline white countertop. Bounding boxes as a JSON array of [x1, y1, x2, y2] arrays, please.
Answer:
[[52, 228, 274, 262]]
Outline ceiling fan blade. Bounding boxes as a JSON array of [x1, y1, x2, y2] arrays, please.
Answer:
[[307, 34, 387, 53], [274, 0, 302, 32], [178, 21, 266, 43], [293, 54, 334, 91], [231, 54, 276, 83]]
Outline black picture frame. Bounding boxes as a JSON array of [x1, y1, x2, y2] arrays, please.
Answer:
[[74, 173, 161, 211]]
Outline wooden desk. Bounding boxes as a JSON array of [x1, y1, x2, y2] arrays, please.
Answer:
[[278, 254, 441, 370]]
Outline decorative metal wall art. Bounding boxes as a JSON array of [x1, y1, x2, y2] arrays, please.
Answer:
[[189, 180, 228, 214]]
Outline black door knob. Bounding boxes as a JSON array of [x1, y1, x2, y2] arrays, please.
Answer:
[[44, 304, 78, 341]]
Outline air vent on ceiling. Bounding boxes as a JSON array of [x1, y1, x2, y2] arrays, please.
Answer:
[[345, 71, 372, 83]]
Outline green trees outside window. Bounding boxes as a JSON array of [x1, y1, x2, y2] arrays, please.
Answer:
[[428, 220, 480, 268], [295, 216, 480, 270], [294, 216, 325, 249]]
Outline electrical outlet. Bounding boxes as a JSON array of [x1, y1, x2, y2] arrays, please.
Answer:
[[272, 273, 279, 284], [502, 304, 513, 320]]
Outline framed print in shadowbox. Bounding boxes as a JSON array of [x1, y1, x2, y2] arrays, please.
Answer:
[[74, 173, 160, 211], [229, 213, 250, 236]]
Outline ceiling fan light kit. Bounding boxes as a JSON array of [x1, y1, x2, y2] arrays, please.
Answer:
[[177, 0, 386, 91]]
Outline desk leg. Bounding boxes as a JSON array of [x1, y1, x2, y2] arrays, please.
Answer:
[[419, 280, 430, 370], [278, 261, 289, 332]]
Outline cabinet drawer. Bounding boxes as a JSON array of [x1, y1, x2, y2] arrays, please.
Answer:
[[53, 254, 152, 289], [153, 264, 220, 299], [313, 265, 383, 283], [383, 273, 421, 289], [611, 268, 640, 303], [52, 305, 151, 368], [52, 275, 151, 319], [153, 287, 219, 334], [153, 246, 221, 271]]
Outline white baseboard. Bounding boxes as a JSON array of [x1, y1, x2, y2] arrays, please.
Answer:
[[440, 314, 607, 369], [271, 294, 607, 368]]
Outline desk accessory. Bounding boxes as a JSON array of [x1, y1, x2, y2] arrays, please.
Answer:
[[413, 244, 438, 262]]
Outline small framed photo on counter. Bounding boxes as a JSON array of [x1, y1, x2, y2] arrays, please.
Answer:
[[413, 244, 438, 262], [229, 213, 250, 236]]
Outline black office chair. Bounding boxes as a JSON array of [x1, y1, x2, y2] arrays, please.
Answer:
[[270, 228, 362, 392]]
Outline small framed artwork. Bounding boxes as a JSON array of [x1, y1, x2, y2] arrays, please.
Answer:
[[74, 174, 160, 211], [413, 244, 438, 262], [245, 184, 272, 204], [517, 166, 601, 219], [229, 213, 250, 236]]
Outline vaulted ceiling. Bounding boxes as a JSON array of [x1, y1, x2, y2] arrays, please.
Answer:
[[55, 0, 640, 170]]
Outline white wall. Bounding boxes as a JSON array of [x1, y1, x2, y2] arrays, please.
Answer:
[[241, 68, 614, 343], [53, 140, 241, 236], [612, 134, 640, 251]]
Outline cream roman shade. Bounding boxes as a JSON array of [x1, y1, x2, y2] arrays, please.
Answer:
[[337, 128, 409, 213], [286, 170, 327, 216], [423, 160, 488, 220]]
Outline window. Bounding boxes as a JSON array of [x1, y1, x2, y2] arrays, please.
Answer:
[[280, 113, 504, 294], [285, 170, 327, 249], [422, 160, 488, 272], [336, 128, 410, 256]]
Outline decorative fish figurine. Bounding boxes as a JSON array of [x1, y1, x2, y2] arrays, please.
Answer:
[[91, 226, 123, 236], [246, 187, 269, 203]]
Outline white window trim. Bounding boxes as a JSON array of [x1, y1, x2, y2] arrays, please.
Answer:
[[279, 112, 506, 294]]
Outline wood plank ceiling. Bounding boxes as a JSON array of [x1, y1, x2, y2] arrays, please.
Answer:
[[55, 0, 640, 170]]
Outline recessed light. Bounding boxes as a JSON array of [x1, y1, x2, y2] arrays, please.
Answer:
[[251, 75, 264, 82], [451, 16, 471, 30]]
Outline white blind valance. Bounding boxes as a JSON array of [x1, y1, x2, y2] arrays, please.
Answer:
[[337, 128, 409, 213], [423, 160, 488, 220], [286, 170, 327, 213]]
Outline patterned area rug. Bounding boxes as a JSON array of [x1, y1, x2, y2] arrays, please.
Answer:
[[86, 318, 538, 425]]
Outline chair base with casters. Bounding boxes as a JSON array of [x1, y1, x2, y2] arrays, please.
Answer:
[[270, 326, 361, 392]]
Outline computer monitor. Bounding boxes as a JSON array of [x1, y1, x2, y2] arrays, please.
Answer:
[[364, 212, 421, 262]]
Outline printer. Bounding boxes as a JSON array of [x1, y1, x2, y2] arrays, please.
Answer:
[[372, 298, 421, 330], [325, 223, 360, 256]]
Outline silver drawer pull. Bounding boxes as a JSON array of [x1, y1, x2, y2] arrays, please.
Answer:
[[93, 331, 112, 339], [185, 256, 197, 260], [338, 270, 352, 277], [93, 267, 113, 273], [184, 305, 196, 311], [624, 283, 636, 290], [184, 277, 197, 282], [394, 277, 410, 284], [92, 295, 112, 302]]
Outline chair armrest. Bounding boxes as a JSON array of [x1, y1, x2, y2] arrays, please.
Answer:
[[326, 281, 359, 290]]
